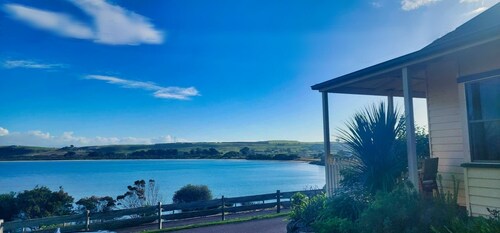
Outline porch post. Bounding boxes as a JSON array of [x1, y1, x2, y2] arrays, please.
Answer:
[[387, 94, 394, 114], [322, 92, 334, 197], [402, 67, 419, 190]]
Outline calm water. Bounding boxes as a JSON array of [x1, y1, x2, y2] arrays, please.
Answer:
[[0, 159, 325, 203]]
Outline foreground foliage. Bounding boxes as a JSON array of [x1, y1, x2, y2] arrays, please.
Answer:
[[288, 182, 500, 233], [338, 103, 405, 194]]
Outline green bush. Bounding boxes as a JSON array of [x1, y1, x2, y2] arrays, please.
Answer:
[[0, 192, 18, 221], [289, 192, 327, 226], [357, 182, 421, 233], [313, 217, 357, 233], [172, 184, 212, 204], [16, 186, 74, 219], [431, 213, 500, 233]]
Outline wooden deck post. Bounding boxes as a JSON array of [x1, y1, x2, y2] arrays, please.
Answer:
[[276, 190, 281, 213], [85, 210, 90, 231], [157, 202, 163, 230], [322, 92, 334, 197], [402, 67, 419, 190], [387, 94, 394, 114], [221, 196, 225, 221]]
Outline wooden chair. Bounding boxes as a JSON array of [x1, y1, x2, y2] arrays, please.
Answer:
[[419, 158, 439, 196]]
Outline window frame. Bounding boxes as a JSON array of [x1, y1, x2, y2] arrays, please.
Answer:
[[463, 75, 500, 163]]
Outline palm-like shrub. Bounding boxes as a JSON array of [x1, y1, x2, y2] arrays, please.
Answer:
[[338, 102, 405, 194]]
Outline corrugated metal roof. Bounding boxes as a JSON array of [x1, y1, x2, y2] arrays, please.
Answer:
[[312, 3, 500, 92]]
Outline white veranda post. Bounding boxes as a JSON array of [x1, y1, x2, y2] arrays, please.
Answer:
[[322, 92, 335, 197], [402, 67, 419, 190]]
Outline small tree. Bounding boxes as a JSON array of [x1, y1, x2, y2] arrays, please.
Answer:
[[16, 186, 74, 219], [117, 179, 162, 208], [172, 184, 212, 204], [76, 196, 115, 213]]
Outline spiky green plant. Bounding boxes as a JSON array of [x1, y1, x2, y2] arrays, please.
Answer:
[[338, 102, 405, 194]]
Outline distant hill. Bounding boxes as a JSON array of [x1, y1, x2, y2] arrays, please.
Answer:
[[0, 141, 345, 161]]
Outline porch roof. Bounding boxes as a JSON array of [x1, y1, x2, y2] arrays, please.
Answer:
[[311, 3, 500, 98]]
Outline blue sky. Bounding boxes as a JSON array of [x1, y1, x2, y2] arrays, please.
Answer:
[[0, 0, 497, 146]]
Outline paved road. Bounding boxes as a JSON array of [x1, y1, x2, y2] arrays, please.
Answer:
[[116, 209, 289, 233], [172, 216, 288, 233]]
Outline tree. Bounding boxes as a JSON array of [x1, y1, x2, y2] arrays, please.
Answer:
[[16, 186, 74, 219], [116, 179, 162, 208], [172, 184, 212, 204], [76, 196, 115, 213], [0, 192, 18, 221], [240, 147, 251, 155], [338, 103, 406, 194]]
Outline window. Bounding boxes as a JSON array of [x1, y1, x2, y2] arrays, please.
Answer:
[[465, 77, 500, 162]]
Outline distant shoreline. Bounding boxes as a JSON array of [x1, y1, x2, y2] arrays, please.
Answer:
[[0, 157, 320, 163], [0, 141, 337, 164]]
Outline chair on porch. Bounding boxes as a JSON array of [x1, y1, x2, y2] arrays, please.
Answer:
[[419, 157, 439, 196]]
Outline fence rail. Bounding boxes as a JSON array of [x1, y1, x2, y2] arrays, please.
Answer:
[[0, 189, 322, 233]]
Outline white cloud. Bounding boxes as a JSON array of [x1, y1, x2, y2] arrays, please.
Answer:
[[464, 6, 488, 15], [85, 75, 200, 100], [73, 0, 164, 45], [460, 0, 482, 3], [3, 0, 164, 45], [28, 130, 52, 139], [3, 60, 65, 69], [0, 129, 180, 147], [4, 4, 94, 39], [0, 127, 9, 136], [401, 0, 441, 11]]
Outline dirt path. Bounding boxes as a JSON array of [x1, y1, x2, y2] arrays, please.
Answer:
[[171, 216, 288, 233]]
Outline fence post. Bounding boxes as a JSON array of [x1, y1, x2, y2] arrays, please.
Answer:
[[158, 202, 163, 230], [276, 190, 281, 213], [85, 210, 90, 231], [0, 219, 4, 233], [221, 196, 225, 221]]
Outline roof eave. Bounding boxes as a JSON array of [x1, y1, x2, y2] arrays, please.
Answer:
[[312, 27, 500, 92]]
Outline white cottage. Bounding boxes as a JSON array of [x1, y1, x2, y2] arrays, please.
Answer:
[[312, 4, 500, 216]]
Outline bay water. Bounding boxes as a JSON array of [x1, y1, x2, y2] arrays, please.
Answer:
[[0, 159, 325, 203]]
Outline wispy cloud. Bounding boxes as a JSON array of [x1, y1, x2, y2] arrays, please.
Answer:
[[401, 0, 441, 11], [464, 6, 488, 15], [371, 2, 383, 8], [0, 127, 9, 136], [3, 59, 65, 69], [3, 4, 94, 39], [85, 75, 199, 100], [460, 0, 482, 3], [72, 0, 164, 45], [0, 129, 182, 147], [3, 0, 164, 45]]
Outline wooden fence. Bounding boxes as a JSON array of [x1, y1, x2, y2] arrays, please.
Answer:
[[0, 189, 322, 233]]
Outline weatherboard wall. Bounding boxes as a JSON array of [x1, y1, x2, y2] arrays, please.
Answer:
[[426, 60, 466, 205], [426, 43, 500, 214]]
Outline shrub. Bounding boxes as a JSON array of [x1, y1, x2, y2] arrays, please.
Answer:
[[16, 186, 74, 219], [431, 212, 500, 233], [357, 182, 421, 233], [312, 217, 357, 233], [321, 186, 371, 221], [0, 192, 18, 221], [172, 184, 212, 204], [287, 193, 327, 232]]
